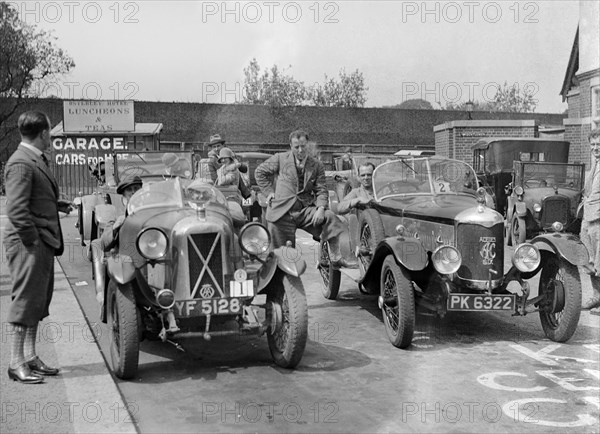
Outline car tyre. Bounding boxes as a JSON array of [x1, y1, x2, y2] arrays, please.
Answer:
[[267, 273, 308, 368], [538, 254, 581, 343], [380, 256, 415, 348], [511, 215, 526, 246], [107, 280, 140, 379], [318, 240, 341, 300], [358, 209, 386, 272]]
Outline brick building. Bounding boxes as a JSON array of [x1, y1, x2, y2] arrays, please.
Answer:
[[560, 0, 600, 164]]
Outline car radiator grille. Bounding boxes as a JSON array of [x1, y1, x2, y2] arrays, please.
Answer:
[[188, 233, 224, 298], [456, 223, 504, 282], [541, 197, 569, 227]]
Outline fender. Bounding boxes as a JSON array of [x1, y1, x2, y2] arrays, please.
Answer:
[[106, 254, 136, 284], [256, 247, 307, 292], [80, 193, 105, 242], [94, 204, 117, 229], [515, 202, 527, 218], [360, 237, 428, 293], [531, 233, 590, 267]]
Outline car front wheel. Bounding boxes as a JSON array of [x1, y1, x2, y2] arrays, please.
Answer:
[[380, 256, 415, 348], [107, 280, 140, 379], [267, 273, 308, 368], [537, 254, 581, 342], [318, 240, 341, 300]]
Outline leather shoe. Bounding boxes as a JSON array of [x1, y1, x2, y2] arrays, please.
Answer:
[[330, 257, 359, 270], [582, 296, 600, 310], [8, 363, 44, 384], [27, 356, 60, 376]]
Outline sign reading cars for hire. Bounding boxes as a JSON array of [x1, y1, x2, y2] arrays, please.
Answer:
[[63, 100, 134, 133]]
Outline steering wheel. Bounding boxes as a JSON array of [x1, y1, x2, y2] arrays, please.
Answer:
[[120, 166, 151, 178]]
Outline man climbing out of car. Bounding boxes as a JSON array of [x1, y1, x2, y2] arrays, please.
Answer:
[[337, 162, 375, 215], [255, 129, 357, 269]]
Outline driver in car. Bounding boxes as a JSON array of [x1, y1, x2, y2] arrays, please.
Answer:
[[162, 153, 192, 178], [97, 176, 143, 252], [338, 162, 375, 214]]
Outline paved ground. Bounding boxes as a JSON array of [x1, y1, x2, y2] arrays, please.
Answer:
[[1, 200, 599, 433]]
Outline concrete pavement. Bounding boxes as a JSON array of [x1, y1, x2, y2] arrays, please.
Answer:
[[0, 198, 137, 433]]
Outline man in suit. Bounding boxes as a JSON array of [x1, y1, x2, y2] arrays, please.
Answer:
[[581, 128, 600, 312], [255, 129, 355, 268], [4, 111, 72, 384]]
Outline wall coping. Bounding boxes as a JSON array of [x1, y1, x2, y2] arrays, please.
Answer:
[[564, 117, 594, 126], [433, 119, 538, 132]]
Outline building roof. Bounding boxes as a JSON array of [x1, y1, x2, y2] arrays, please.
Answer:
[[51, 121, 163, 136], [560, 26, 579, 102]]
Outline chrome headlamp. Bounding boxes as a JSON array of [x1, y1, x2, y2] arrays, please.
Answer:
[[512, 243, 541, 272], [432, 245, 462, 275], [137, 228, 168, 260], [239, 223, 270, 257]]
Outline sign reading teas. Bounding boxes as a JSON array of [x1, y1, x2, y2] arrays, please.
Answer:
[[52, 136, 125, 165], [63, 100, 134, 133]]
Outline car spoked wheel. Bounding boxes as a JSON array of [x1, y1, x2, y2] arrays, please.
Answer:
[[108, 280, 140, 379], [538, 255, 581, 342], [318, 240, 341, 300], [511, 216, 526, 246], [358, 209, 385, 273], [380, 256, 415, 349], [267, 273, 308, 368]]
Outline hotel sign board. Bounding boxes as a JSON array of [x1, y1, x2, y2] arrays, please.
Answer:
[[63, 100, 134, 133]]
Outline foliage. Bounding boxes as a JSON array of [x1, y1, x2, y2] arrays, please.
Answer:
[[0, 1, 75, 144], [392, 99, 434, 110], [444, 82, 537, 113], [242, 58, 368, 108]]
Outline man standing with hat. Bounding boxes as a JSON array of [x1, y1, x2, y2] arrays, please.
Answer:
[[581, 128, 600, 313], [4, 111, 73, 384]]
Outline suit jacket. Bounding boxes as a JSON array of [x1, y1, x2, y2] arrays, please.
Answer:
[[583, 158, 600, 223], [255, 151, 328, 222], [4, 145, 64, 255]]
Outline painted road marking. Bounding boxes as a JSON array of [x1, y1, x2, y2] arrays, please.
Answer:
[[509, 344, 597, 367]]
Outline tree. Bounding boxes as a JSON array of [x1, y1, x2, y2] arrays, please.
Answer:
[[392, 99, 434, 110], [0, 2, 75, 144], [444, 82, 537, 113], [310, 69, 368, 108], [241, 59, 368, 108]]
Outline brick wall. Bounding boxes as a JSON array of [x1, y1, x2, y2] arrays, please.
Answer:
[[0, 98, 566, 164], [434, 121, 538, 163]]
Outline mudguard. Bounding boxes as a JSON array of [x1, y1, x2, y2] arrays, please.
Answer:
[[531, 233, 589, 267], [256, 247, 307, 292], [80, 193, 105, 242], [515, 202, 527, 217], [106, 254, 136, 284], [94, 204, 117, 229], [360, 237, 428, 293]]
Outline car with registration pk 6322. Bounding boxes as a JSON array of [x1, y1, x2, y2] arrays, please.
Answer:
[[318, 156, 589, 348]]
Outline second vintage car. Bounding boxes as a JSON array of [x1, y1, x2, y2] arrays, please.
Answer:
[[82, 151, 309, 379], [318, 156, 588, 348]]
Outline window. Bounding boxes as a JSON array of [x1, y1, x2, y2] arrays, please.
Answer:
[[592, 85, 600, 129]]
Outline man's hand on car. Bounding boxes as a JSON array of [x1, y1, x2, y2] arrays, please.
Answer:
[[311, 206, 325, 226]]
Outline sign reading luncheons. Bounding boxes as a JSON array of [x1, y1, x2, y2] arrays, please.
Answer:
[[63, 100, 134, 133]]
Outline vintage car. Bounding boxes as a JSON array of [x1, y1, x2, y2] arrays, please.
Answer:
[[472, 138, 571, 215], [81, 152, 308, 379], [318, 156, 588, 348], [195, 151, 272, 223], [505, 160, 585, 246]]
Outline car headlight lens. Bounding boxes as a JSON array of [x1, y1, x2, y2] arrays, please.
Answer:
[[533, 203, 542, 213], [432, 245, 462, 275], [512, 243, 540, 272], [156, 289, 175, 309], [137, 228, 168, 260], [551, 221, 564, 232], [514, 186, 524, 196], [239, 223, 270, 256]]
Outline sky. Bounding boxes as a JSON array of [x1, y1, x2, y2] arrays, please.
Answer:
[[12, 0, 584, 113]]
